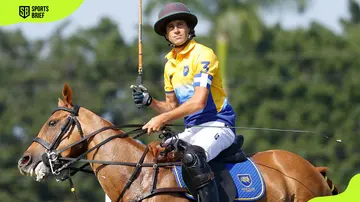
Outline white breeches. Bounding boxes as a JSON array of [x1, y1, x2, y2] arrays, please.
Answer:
[[177, 121, 235, 162]]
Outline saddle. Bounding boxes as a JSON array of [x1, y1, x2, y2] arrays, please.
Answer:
[[214, 134, 247, 163]]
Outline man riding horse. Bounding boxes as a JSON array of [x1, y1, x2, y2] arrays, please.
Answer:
[[131, 2, 237, 202]]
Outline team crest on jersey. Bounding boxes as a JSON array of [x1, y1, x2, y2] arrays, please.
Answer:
[[183, 66, 189, 76]]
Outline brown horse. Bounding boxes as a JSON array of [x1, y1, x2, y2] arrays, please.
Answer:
[[18, 83, 337, 202]]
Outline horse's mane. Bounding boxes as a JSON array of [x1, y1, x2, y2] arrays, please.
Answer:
[[148, 141, 181, 162]]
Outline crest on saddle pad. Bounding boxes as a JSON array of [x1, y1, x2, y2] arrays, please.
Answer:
[[172, 158, 266, 201], [238, 174, 252, 187]]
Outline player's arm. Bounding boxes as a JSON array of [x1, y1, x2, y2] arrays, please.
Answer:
[[149, 66, 180, 114], [149, 92, 179, 114], [160, 86, 208, 122]]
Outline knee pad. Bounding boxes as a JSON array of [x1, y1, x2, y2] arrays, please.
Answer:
[[181, 145, 214, 188], [182, 145, 207, 167]]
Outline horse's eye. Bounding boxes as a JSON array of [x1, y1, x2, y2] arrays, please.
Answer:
[[48, 120, 58, 127]]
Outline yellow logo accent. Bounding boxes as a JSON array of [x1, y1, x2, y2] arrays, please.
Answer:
[[1, 0, 84, 25], [241, 176, 250, 183], [309, 174, 360, 202]]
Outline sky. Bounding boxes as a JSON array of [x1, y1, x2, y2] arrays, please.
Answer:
[[1, 0, 351, 43]]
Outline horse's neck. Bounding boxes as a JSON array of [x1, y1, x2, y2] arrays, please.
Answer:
[[78, 109, 180, 199], [78, 108, 147, 163]]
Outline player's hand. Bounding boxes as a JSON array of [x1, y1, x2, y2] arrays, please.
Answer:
[[130, 84, 152, 109]]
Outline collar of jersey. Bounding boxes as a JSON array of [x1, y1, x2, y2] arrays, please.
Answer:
[[165, 39, 196, 60]]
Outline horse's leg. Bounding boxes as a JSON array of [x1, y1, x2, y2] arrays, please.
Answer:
[[252, 150, 331, 202]]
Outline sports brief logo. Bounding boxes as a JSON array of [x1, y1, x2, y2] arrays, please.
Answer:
[[19, 6, 30, 19], [19, 6, 50, 19]]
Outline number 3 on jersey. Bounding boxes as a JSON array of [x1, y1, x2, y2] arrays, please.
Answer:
[[201, 61, 210, 73]]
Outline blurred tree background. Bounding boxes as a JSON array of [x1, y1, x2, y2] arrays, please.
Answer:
[[1, 0, 359, 201]]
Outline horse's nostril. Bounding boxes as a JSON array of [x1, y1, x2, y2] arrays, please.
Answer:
[[19, 155, 31, 166]]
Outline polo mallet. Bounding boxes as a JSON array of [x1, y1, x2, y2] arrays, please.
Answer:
[[137, 0, 143, 86], [131, 0, 144, 109]]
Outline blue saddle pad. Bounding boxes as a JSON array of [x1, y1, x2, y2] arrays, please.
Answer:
[[172, 158, 266, 201]]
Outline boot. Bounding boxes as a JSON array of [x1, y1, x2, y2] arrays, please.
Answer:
[[182, 145, 220, 202]]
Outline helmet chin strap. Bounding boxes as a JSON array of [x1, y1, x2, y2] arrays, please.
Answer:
[[166, 34, 194, 48]]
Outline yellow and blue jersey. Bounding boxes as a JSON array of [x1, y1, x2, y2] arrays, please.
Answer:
[[164, 39, 235, 130]]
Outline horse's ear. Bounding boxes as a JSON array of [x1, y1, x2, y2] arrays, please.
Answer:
[[58, 98, 66, 107], [62, 83, 73, 106]]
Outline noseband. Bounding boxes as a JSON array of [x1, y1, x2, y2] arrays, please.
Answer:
[[33, 105, 120, 176], [33, 105, 94, 178]]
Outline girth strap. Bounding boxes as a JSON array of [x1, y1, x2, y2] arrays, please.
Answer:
[[135, 187, 189, 202]]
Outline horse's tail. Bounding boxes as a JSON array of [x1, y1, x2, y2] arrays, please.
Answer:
[[316, 167, 340, 195]]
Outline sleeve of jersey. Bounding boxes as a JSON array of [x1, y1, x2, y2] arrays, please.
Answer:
[[164, 66, 174, 93], [193, 50, 219, 89]]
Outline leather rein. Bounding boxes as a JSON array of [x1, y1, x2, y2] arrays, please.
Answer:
[[33, 105, 187, 202]]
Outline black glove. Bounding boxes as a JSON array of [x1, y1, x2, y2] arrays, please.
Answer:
[[130, 84, 153, 108]]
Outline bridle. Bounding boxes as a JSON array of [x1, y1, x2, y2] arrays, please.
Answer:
[[33, 105, 83, 151], [32, 105, 187, 202]]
